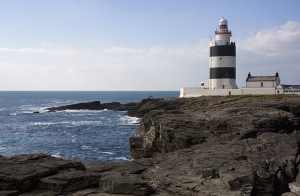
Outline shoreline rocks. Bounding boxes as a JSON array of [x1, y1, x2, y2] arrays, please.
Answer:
[[2, 94, 300, 195]]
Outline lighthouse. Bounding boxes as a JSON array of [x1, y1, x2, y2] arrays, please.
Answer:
[[209, 17, 238, 89], [179, 17, 294, 97]]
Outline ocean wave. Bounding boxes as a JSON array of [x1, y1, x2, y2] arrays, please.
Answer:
[[51, 153, 62, 158], [64, 130, 72, 136], [63, 131, 77, 142], [81, 145, 93, 150], [120, 115, 140, 125], [32, 122, 59, 126], [20, 107, 49, 114], [0, 147, 6, 151], [19, 104, 33, 108], [30, 122, 68, 126], [70, 121, 103, 126], [115, 157, 129, 161], [100, 151, 115, 155], [31, 120, 103, 126], [64, 109, 109, 113], [51, 101, 64, 104], [38, 108, 50, 113]]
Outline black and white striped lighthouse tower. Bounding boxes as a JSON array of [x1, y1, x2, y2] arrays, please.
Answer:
[[209, 17, 238, 89]]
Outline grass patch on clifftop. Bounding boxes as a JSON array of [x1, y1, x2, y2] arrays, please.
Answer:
[[239, 94, 299, 100]]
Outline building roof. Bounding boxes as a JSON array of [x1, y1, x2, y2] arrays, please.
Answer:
[[247, 76, 278, 82], [280, 84, 300, 89], [246, 72, 280, 82]]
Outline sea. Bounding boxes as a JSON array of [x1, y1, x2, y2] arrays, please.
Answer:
[[0, 91, 179, 163]]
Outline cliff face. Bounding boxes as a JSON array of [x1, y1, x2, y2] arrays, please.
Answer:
[[128, 95, 300, 195], [130, 95, 300, 159], [1, 95, 300, 196]]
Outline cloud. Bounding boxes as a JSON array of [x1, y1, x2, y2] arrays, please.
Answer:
[[0, 43, 208, 90], [104, 47, 145, 54], [239, 21, 300, 57], [0, 47, 80, 57], [236, 21, 300, 86], [0, 21, 299, 90]]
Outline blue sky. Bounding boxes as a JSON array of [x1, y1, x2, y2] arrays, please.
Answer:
[[0, 0, 299, 90]]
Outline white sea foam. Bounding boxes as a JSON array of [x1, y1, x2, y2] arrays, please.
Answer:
[[32, 121, 102, 126], [20, 106, 49, 114], [21, 111, 34, 114], [9, 113, 17, 116], [100, 151, 115, 155], [120, 115, 140, 125], [33, 122, 57, 126], [51, 153, 62, 158], [38, 108, 49, 113], [70, 121, 103, 126], [32, 121, 70, 126], [81, 145, 93, 150], [20, 104, 32, 108], [64, 109, 106, 113], [115, 157, 129, 161], [64, 130, 72, 136], [51, 101, 64, 104]]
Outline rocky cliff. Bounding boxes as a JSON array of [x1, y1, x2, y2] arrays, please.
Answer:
[[1, 95, 300, 196]]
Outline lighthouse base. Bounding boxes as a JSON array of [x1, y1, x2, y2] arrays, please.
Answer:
[[209, 79, 238, 89]]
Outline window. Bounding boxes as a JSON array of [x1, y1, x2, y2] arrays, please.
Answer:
[[220, 25, 227, 29], [261, 82, 263, 87]]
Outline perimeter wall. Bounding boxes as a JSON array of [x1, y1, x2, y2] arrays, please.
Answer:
[[179, 87, 280, 97]]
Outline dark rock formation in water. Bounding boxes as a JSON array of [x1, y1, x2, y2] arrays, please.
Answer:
[[46, 100, 138, 112], [2, 95, 300, 196]]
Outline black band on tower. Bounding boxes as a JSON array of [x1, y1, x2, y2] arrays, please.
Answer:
[[210, 45, 236, 57], [210, 67, 236, 79]]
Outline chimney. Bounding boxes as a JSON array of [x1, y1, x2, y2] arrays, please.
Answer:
[[248, 72, 251, 78]]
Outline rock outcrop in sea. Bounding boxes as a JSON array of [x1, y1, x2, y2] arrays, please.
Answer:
[[1, 95, 300, 196]]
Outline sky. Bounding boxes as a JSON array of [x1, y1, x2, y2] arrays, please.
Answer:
[[0, 0, 299, 91]]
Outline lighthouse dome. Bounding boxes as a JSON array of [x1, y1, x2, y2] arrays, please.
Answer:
[[219, 17, 228, 25]]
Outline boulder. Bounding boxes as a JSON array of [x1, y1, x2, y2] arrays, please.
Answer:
[[0, 153, 84, 191], [99, 173, 153, 196], [39, 170, 101, 193], [289, 182, 300, 195]]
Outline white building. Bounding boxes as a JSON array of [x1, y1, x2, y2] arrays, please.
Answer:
[[246, 72, 280, 88], [277, 84, 300, 94]]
